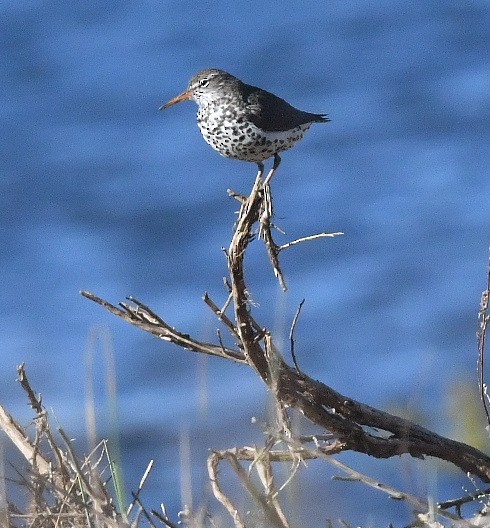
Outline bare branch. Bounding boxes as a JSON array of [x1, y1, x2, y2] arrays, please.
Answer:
[[477, 251, 490, 426], [226, 169, 273, 379], [0, 404, 56, 484], [210, 450, 290, 528], [227, 188, 247, 204], [207, 452, 246, 528], [278, 231, 344, 252], [151, 508, 180, 528], [289, 299, 305, 373], [259, 181, 287, 290], [203, 292, 239, 339], [127, 459, 154, 517], [322, 453, 474, 527], [80, 291, 246, 364]]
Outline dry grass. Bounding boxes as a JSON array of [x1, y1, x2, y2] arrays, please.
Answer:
[[0, 364, 179, 528]]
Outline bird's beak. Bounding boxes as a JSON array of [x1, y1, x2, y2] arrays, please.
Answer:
[[159, 89, 191, 110]]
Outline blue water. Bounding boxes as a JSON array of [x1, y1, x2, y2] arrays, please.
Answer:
[[1, 0, 489, 525]]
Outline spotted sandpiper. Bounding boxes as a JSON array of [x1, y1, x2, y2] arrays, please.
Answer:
[[160, 69, 329, 182]]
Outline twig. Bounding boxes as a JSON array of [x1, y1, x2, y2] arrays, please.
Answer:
[[250, 453, 291, 528], [17, 364, 43, 414], [477, 251, 490, 426], [223, 277, 233, 294], [259, 180, 288, 291], [207, 452, 246, 528], [278, 231, 344, 252], [80, 291, 246, 363], [216, 329, 227, 355], [218, 451, 289, 528], [131, 491, 158, 528], [227, 188, 247, 204], [127, 459, 154, 516], [151, 508, 180, 528], [321, 452, 476, 527], [58, 427, 114, 519], [220, 290, 233, 317], [439, 487, 490, 515], [203, 292, 239, 339], [0, 404, 54, 482], [0, 367, 69, 494], [289, 299, 305, 373], [262, 220, 287, 291]]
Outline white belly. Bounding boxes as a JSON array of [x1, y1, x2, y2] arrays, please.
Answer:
[[196, 106, 311, 162]]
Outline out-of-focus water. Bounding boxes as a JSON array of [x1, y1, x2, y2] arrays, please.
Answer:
[[1, 0, 489, 525]]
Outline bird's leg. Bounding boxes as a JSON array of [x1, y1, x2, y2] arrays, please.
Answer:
[[256, 162, 265, 181], [263, 154, 281, 186]]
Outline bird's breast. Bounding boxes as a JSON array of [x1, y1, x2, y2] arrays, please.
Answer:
[[195, 104, 311, 162]]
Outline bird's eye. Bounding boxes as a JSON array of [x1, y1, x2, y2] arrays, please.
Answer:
[[199, 78, 209, 88]]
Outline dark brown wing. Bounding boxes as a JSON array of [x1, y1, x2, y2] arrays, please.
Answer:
[[240, 83, 329, 132]]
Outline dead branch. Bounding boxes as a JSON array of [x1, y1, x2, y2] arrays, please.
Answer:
[[477, 253, 490, 426], [79, 291, 246, 364], [278, 231, 344, 252], [208, 449, 290, 528], [289, 298, 305, 373], [209, 441, 475, 527], [259, 180, 287, 291], [207, 453, 246, 528], [203, 292, 239, 339], [226, 170, 273, 378], [82, 175, 490, 490]]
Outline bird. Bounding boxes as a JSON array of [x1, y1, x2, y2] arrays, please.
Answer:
[[160, 68, 329, 182]]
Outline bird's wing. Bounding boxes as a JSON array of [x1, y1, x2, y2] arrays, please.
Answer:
[[243, 85, 328, 132]]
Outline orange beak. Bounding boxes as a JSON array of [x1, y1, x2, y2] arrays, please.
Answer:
[[159, 89, 192, 110]]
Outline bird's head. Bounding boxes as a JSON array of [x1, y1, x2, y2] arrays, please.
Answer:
[[160, 69, 236, 110]]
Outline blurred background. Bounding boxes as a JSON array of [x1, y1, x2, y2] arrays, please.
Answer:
[[1, 0, 489, 525]]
